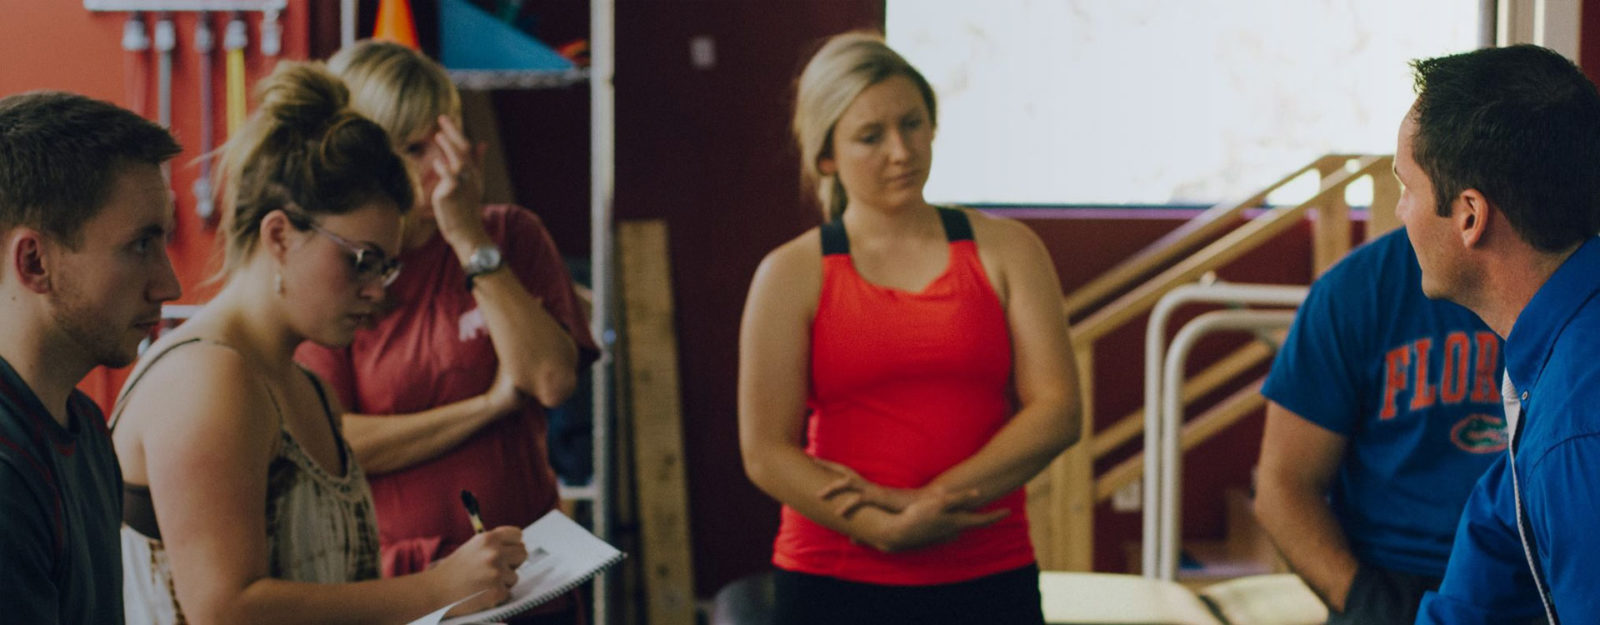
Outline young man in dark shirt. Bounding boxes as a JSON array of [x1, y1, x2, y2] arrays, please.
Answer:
[[0, 91, 182, 624]]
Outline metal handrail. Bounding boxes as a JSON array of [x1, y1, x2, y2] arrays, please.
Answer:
[[1031, 154, 1392, 572], [1061, 154, 1362, 320], [1071, 154, 1387, 346], [1138, 283, 1306, 577], [1153, 308, 1299, 580]]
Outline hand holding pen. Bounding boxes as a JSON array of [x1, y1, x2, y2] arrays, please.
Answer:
[[462, 489, 487, 534], [437, 490, 527, 616]]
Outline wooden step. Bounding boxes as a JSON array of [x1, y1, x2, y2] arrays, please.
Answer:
[[1223, 487, 1288, 575], [1120, 488, 1286, 591], [1179, 540, 1276, 590]]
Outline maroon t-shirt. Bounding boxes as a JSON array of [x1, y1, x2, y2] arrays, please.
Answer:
[[296, 204, 597, 576]]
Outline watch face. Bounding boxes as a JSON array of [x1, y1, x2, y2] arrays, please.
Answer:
[[469, 245, 503, 273]]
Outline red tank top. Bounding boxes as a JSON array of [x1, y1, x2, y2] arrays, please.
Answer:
[[772, 207, 1035, 585]]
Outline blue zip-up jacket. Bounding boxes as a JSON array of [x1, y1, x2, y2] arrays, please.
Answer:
[[1418, 236, 1600, 624]]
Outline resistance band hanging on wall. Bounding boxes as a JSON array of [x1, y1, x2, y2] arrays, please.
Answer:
[[193, 12, 216, 221], [224, 12, 248, 136], [98, 3, 287, 223], [154, 13, 175, 129], [121, 11, 149, 118]]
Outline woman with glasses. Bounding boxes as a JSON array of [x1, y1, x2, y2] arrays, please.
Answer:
[[111, 61, 527, 625], [294, 41, 596, 623]]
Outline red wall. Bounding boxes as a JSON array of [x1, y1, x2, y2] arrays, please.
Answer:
[[0, 0, 594, 409], [0, 3, 315, 406]]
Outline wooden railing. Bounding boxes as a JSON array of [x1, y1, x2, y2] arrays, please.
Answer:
[[1026, 154, 1399, 571]]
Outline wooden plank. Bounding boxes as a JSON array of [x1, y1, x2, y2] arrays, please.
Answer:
[[1025, 453, 1060, 567], [1029, 344, 1094, 571], [616, 220, 696, 625], [1312, 160, 1353, 277], [1029, 344, 1096, 571], [1368, 160, 1402, 238], [1061, 342, 1096, 571]]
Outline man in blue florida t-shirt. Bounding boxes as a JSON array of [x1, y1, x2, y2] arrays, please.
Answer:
[[1256, 227, 1507, 625], [1397, 45, 1600, 625]]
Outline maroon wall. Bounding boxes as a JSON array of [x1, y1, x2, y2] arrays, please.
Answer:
[[1586, 0, 1600, 86], [612, 0, 886, 596]]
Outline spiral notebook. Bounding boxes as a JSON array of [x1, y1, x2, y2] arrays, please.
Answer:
[[439, 510, 625, 625]]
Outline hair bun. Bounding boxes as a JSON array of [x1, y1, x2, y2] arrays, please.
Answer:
[[255, 62, 351, 135]]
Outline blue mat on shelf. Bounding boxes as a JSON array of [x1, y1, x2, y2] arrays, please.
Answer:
[[439, 0, 574, 71]]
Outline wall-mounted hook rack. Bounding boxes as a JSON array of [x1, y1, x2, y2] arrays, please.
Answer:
[[85, 1, 285, 12]]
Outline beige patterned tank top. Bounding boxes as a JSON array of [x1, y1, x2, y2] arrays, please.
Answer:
[[113, 339, 380, 625]]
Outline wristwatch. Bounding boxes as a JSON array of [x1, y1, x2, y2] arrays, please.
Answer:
[[463, 243, 503, 290]]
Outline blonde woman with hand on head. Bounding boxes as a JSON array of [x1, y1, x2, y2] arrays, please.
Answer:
[[295, 41, 597, 624], [111, 61, 526, 625], [738, 32, 1082, 625]]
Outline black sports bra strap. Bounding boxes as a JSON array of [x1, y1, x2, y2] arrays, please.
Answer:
[[937, 206, 973, 242], [820, 218, 850, 256], [299, 367, 350, 476], [821, 207, 969, 256]]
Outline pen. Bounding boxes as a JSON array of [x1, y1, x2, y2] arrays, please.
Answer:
[[461, 489, 486, 534]]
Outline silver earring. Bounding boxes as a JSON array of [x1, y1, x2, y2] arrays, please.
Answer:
[[275, 272, 284, 295]]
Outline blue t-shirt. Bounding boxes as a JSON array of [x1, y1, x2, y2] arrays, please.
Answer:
[[1262, 229, 1506, 576], [1419, 236, 1600, 624], [0, 355, 124, 625]]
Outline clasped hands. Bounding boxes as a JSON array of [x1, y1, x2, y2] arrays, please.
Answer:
[[813, 458, 1008, 553]]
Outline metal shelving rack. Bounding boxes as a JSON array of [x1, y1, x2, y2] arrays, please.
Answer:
[[446, 67, 589, 91], [87, 0, 284, 10], [588, 4, 617, 624]]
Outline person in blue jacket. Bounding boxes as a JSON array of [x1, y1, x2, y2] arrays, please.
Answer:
[[1396, 44, 1600, 624]]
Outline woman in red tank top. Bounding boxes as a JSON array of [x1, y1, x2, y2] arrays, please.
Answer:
[[738, 31, 1083, 625]]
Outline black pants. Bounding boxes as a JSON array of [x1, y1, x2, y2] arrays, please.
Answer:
[[1325, 564, 1440, 625], [773, 564, 1045, 625]]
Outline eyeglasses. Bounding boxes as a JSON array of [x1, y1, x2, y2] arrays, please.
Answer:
[[307, 223, 402, 287]]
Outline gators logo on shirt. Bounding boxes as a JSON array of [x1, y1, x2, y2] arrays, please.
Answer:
[[1451, 413, 1508, 453]]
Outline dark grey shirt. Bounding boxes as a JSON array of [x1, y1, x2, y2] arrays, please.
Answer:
[[0, 355, 123, 625]]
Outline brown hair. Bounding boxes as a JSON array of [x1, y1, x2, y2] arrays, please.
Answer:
[[216, 61, 415, 277], [0, 91, 181, 247]]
